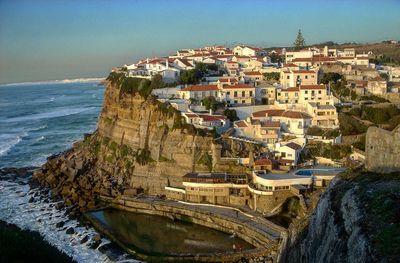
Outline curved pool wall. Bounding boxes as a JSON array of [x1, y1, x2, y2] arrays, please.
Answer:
[[88, 195, 283, 262], [87, 209, 253, 256]]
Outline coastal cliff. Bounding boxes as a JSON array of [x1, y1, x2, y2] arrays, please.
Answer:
[[280, 169, 400, 263], [33, 73, 245, 211]]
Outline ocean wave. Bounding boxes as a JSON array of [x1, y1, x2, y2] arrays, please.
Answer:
[[36, 136, 45, 142], [2, 107, 96, 123], [0, 132, 27, 157], [0, 78, 105, 87]]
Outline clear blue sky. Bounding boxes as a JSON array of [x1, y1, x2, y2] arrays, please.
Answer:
[[0, 0, 399, 84]]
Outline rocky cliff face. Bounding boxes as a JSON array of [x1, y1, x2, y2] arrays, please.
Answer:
[[280, 169, 400, 263], [33, 76, 245, 211]]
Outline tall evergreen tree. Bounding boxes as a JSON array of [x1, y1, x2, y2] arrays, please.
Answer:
[[293, 29, 306, 51]]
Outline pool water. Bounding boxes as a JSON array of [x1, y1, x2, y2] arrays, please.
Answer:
[[87, 209, 254, 256], [295, 168, 345, 176]]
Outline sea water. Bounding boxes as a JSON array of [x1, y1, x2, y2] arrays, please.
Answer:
[[0, 80, 139, 262], [0, 81, 104, 168]]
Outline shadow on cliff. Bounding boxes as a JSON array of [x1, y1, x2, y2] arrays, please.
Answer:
[[280, 167, 400, 263]]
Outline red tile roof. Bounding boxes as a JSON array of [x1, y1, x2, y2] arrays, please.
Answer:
[[252, 109, 285, 118], [180, 85, 219, 92], [281, 111, 312, 119], [285, 142, 302, 150], [243, 71, 262, 76], [184, 113, 198, 118], [283, 63, 298, 68], [285, 87, 300, 92], [292, 70, 316, 74], [234, 120, 248, 128], [198, 114, 226, 122], [254, 158, 273, 165]]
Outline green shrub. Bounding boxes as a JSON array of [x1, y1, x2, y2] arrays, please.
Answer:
[[120, 144, 131, 157], [361, 105, 400, 124], [135, 148, 153, 165], [198, 152, 213, 171], [306, 126, 324, 136], [109, 141, 118, 152], [339, 113, 368, 135]]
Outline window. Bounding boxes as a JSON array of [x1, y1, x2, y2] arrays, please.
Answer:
[[227, 91, 230, 95], [250, 91, 253, 96], [242, 100, 245, 104], [242, 91, 245, 97], [305, 75, 308, 79], [295, 92, 298, 97], [285, 92, 288, 97], [234, 91, 238, 97], [305, 90, 308, 94], [287, 76, 290, 79], [318, 90, 322, 94], [234, 100, 238, 104]]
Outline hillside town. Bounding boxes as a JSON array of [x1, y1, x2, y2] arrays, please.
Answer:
[[110, 35, 400, 211]]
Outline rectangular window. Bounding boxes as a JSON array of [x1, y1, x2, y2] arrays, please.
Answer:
[[305, 75, 308, 79], [318, 90, 322, 94], [227, 91, 230, 95], [250, 91, 253, 96], [242, 100, 245, 104], [287, 76, 290, 79], [242, 91, 245, 97], [234, 91, 238, 97], [305, 90, 308, 94]]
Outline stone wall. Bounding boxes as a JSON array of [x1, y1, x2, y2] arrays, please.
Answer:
[[96, 195, 283, 262], [365, 125, 400, 173], [251, 191, 297, 214]]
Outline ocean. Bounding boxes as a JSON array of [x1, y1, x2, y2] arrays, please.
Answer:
[[0, 80, 139, 262], [0, 81, 104, 168]]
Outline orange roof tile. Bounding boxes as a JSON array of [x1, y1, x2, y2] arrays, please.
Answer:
[[254, 158, 273, 165], [252, 109, 285, 118], [243, 71, 262, 76], [234, 120, 248, 128]]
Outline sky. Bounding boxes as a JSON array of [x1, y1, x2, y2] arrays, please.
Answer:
[[0, 0, 399, 84]]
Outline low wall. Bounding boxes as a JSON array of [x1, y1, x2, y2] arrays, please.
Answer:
[[95, 195, 283, 262]]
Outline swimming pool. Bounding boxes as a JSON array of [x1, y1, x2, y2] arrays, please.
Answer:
[[295, 168, 345, 176]]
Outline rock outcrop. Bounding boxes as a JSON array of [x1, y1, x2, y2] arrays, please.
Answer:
[[33, 75, 245, 212], [280, 169, 400, 263]]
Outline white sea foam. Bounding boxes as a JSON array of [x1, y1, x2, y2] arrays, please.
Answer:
[[2, 107, 96, 123], [0, 78, 105, 87], [0, 178, 141, 263], [0, 132, 26, 157]]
